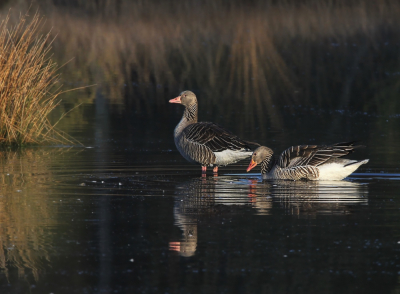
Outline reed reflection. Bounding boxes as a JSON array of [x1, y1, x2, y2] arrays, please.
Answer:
[[0, 148, 70, 281], [170, 177, 368, 256]]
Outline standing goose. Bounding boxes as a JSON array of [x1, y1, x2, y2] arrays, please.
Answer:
[[246, 142, 369, 181], [169, 90, 258, 175]]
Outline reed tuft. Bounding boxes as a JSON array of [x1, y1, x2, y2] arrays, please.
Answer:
[[0, 12, 68, 145]]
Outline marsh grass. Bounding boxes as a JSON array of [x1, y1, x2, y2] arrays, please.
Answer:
[[5, 0, 400, 133], [39, 1, 400, 87], [0, 12, 72, 145], [36, 0, 400, 111]]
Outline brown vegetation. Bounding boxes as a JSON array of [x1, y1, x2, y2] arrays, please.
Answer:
[[2, 0, 400, 133], [36, 0, 400, 96], [0, 12, 73, 145]]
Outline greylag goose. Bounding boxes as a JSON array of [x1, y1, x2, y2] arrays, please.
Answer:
[[169, 90, 258, 175], [246, 142, 369, 180]]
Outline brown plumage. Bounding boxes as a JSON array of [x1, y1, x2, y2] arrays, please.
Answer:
[[170, 90, 258, 175], [247, 142, 369, 181]]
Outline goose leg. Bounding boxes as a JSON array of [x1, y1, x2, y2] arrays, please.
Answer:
[[213, 166, 218, 174], [201, 166, 207, 176]]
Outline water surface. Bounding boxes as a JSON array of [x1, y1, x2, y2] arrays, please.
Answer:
[[0, 101, 400, 294]]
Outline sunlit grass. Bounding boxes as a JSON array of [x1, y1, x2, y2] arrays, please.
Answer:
[[0, 12, 73, 145]]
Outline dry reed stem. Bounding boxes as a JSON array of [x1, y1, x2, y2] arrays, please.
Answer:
[[0, 12, 74, 145]]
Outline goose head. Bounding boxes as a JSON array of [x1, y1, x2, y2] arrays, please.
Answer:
[[247, 146, 274, 172], [169, 90, 197, 107]]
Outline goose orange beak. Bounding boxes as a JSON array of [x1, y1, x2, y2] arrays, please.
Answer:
[[169, 96, 181, 103], [247, 159, 257, 172]]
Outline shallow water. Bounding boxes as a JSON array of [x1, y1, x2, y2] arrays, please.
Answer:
[[0, 99, 400, 294]]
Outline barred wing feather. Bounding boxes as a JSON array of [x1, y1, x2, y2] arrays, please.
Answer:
[[183, 122, 251, 152], [278, 142, 360, 168]]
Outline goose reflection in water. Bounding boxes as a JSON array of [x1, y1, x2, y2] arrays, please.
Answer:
[[169, 177, 368, 257], [249, 180, 368, 216]]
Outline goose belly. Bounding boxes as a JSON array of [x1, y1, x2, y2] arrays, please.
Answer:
[[317, 160, 368, 181], [214, 149, 252, 166], [262, 159, 369, 181]]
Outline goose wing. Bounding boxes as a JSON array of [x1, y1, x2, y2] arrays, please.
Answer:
[[278, 142, 360, 168], [182, 122, 252, 152]]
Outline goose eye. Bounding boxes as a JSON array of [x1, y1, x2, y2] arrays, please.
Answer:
[[254, 153, 257, 156]]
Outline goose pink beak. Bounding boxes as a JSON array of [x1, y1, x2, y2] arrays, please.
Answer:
[[247, 159, 257, 172], [169, 96, 181, 103]]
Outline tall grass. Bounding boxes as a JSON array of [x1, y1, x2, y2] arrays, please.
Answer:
[[34, 0, 400, 136], [37, 0, 400, 93], [35, 1, 400, 109], [0, 12, 69, 145], [3, 0, 400, 134]]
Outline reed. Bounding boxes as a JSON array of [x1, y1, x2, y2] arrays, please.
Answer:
[[33, 0, 400, 117], [3, 0, 400, 131], [0, 12, 69, 145]]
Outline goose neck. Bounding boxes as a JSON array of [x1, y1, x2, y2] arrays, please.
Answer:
[[184, 103, 198, 122], [261, 152, 276, 174], [174, 103, 198, 136]]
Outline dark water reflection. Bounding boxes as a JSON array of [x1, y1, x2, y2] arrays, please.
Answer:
[[0, 96, 399, 293], [171, 178, 369, 257], [0, 140, 399, 293], [0, 79, 399, 294]]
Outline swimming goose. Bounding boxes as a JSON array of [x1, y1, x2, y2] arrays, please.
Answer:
[[169, 90, 258, 175], [246, 142, 369, 180]]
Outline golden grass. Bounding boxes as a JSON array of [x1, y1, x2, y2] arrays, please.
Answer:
[[0, 12, 73, 145]]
